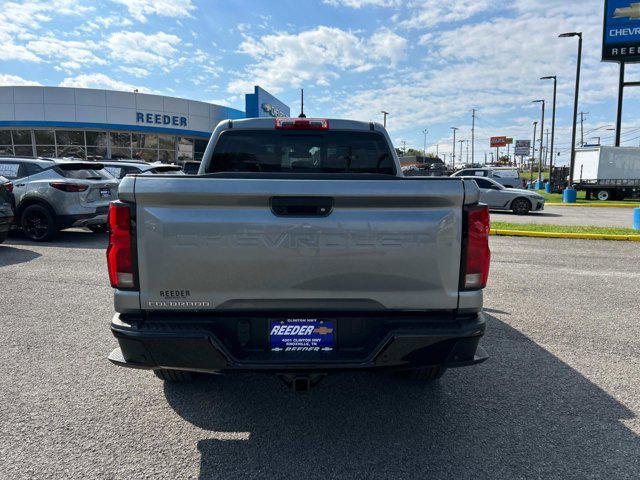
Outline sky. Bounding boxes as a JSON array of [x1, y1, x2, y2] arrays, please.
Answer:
[[1, 0, 639, 164]]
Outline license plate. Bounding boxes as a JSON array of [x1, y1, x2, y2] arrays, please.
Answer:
[[100, 188, 110, 198], [269, 319, 334, 352]]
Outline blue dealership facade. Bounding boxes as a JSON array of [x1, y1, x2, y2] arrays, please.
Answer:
[[0, 85, 289, 163]]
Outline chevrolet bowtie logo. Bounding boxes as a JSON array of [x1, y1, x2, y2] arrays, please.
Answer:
[[314, 327, 333, 335], [614, 3, 640, 20]]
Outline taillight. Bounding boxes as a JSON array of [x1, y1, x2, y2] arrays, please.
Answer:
[[461, 204, 491, 290], [3, 181, 12, 193], [50, 182, 88, 192], [107, 202, 135, 289], [275, 118, 329, 130]]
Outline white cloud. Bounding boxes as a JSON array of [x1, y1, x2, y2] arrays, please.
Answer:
[[369, 28, 407, 62], [119, 66, 151, 77], [0, 0, 92, 63], [27, 37, 106, 67], [228, 26, 407, 93], [333, 0, 612, 138], [59, 73, 139, 91], [399, 0, 498, 29], [107, 31, 182, 66], [109, 0, 195, 22], [323, 0, 402, 7], [0, 74, 42, 86]]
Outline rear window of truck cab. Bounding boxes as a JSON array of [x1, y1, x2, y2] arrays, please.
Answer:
[[206, 130, 396, 175]]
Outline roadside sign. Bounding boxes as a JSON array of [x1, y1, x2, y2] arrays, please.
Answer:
[[603, 0, 640, 63], [515, 140, 531, 156], [490, 136, 508, 148], [506, 138, 513, 144]]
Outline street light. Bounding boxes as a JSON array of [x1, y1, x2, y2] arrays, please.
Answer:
[[540, 76, 557, 188], [532, 100, 545, 184], [422, 128, 429, 157], [381, 111, 389, 128], [451, 127, 459, 169], [559, 31, 583, 196]]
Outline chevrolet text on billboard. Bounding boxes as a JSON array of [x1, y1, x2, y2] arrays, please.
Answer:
[[603, 0, 640, 62]]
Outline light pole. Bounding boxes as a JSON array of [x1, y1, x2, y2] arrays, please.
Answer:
[[530, 121, 538, 184], [422, 128, 428, 157], [451, 127, 459, 169], [458, 140, 465, 167], [532, 100, 545, 184], [559, 31, 582, 197], [381, 111, 389, 128], [540, 75, 557, 187]]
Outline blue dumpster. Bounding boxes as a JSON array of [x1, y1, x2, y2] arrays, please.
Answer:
[[633, 208, 640, 230], [545, 182, 551, 193]]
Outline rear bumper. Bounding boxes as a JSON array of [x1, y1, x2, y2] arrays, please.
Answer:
[[58, 206, 108, 229], [108, 311, 488, 373]]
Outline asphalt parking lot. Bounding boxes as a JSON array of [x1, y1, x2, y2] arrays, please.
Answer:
[[1, 231, 638, 479], [492, 205, 637, 228]]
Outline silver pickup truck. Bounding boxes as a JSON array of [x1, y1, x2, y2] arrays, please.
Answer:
[[107, 118, 490, 391]]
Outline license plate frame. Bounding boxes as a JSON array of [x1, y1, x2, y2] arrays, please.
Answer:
[[269, 319, 335, 352]]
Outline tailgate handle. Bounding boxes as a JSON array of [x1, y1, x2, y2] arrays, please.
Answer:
[[271, 197, 333, 217]]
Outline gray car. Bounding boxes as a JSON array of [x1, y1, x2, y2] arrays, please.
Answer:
[[463, 176, 545, 215], [100, 160, 184, 181], [0, 157, 118, 241]]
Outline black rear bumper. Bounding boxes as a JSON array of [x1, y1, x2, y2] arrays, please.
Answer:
[[109, 311, 488, 374]]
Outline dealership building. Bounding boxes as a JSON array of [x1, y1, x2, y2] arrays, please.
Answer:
[[0, 85, 290, 163]]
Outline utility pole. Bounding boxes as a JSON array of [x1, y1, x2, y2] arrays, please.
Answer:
[[471, 108, 476, 165], [484, 152, 487, 165], [458, 140, 465, 166], [531, 121, 538, 183], [532, 99, 545, 183], [451, 127, 459, 169], [465, 140, 470, 163], [381, 111, 389, 129], [578, 111, 589, 146], [401, 140, 407, 155], [435, 144, 439, 157]]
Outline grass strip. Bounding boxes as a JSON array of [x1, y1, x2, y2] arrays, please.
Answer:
[[491, 221, 640, 236]]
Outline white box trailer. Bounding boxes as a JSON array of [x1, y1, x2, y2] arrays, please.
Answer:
[[573, 146, 640, 201]]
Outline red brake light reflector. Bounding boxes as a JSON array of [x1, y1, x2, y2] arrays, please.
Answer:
[[275, 118, 329, 130], [50, 182, 88, 192], [107, 202, 135, 289], [462, 204, 491, 290]]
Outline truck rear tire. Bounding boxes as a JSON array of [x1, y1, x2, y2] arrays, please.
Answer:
[[153, 369, 194, 383], [397, 366, 445, 382], [596, 189, 611, 201]]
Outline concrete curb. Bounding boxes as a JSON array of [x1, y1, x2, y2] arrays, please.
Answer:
[[546, 202, 639, 208], [490, 228, 640, 242]]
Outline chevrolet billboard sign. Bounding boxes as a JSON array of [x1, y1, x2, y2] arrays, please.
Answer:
[[603, 0, 640, 62]]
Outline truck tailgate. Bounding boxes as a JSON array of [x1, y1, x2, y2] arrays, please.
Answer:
[[130, 176, 464, 312]]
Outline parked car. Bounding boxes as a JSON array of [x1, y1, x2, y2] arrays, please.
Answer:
[[0, 175, 15, 244], [107, 117, 491, 391], [463, 176, 545, 215], [100, 160, 184, 181], [452, 167, 521, 188], [178, 160, 201, 175], [0, 157, 118, 241]]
